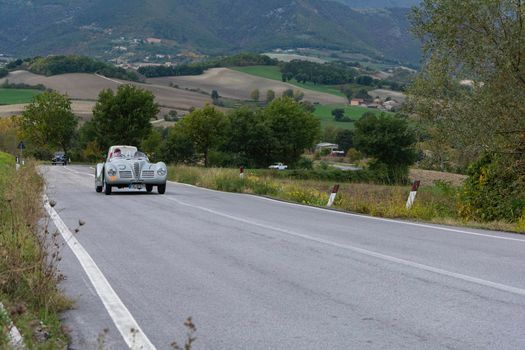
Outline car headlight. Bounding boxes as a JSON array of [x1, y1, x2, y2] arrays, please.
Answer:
[[157, 168, 167, 176], [107, 168, 117, 176]]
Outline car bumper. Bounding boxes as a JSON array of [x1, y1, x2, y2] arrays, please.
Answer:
[[105, 176, 167, 186]]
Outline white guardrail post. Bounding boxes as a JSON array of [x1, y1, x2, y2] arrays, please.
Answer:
[[327, 184, 340, 207], [406, 180, 421, 209]]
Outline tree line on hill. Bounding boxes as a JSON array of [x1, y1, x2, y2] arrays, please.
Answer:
[[138, 52, 278, 77], [2, 53, 407, 93], [5, 56, 140, 81]]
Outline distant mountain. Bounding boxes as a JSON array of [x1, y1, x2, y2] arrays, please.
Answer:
[[0, 0, 421, 64], [333, 0, 420, 8]]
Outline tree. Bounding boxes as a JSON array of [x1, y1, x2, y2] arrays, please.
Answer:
[[19, 91, 78, 155], [250, 89, 260, 101], [282, 89, 294, 98], [0, 116, 20, 154], [335, 129, 354, 153], [408, 0, 525, 220], [141, 128, 163, 161], [224, 108, 274, 167], [331, 108, 345, 121], [300, 101, 316, 113], [162, 124, 195, 164], [266, 90, 275, 103], [293, 90, 304, 102], [263, 98, 321, 165], [92, 84, 158, 150], [354, 113, 416, 183], [341, 85, 353, 102], [408, 0, 525, 166], [178, 104, 228, 167]]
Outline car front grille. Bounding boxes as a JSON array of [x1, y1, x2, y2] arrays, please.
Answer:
[[141, 170, 155, 178], [119, 171, 132, 179], [133, 162, 140, 179]]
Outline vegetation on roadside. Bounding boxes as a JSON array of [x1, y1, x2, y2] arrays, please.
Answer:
[[19, 91, 78, 156], [167, 165, 524, 233], [408, 0, 525, 223], [0, 152, 71, 348]]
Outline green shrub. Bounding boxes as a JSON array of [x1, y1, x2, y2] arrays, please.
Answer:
[[459, 154, 525, 222], [295, 157, 313, 170]]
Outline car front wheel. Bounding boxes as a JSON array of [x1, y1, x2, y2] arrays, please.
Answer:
[[157, 184, 166, 194], [104, 181, 112, 195]]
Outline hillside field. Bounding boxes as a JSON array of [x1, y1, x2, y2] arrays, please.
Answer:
[[314, 104, 390, 129], [231, 66, 348, 97], [0, 88, 41, 105], [148, 68, 347, 105]]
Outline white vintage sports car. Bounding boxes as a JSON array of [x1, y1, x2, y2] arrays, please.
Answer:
[[95, 145, 168, 195]]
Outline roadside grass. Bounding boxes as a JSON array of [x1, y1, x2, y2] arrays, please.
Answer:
[[0, 88, 42, 105], [0, 152, 71, 348], [167, 165, 524, 233], [314, 104, 391, 129], [231, 66, 371, 98]]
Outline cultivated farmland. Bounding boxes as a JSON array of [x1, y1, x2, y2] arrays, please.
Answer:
[[148, 68, 347, 105], [0, 71, 211, 112]]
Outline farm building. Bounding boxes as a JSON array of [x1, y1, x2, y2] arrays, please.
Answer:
[[350, 98, 364, 106]]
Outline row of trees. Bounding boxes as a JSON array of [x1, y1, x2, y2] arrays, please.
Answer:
[[281, 60, 358, 85], [13, 86, 322, 169], [150, 99, 321, 167], [8, 56, 141, 81], [12, 83, 416, 185], [139, 53, 278, 78]]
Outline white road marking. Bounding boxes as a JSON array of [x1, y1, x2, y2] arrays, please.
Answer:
[[54, 166, 525, 242], [164, 195, 525, 297], [169, 181, 525, 243], [44, 195, 156, 350]]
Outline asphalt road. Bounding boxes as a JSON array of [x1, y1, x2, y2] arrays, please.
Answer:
[[43, 165, 525, 350]]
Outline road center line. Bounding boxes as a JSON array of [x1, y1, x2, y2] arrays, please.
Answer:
[[170, 181, 525, 243], [51, 167, 524, 242], [44, 195, 156, 350], [164, 195, 525, 297]]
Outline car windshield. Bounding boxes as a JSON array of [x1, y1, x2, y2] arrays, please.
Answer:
[[110, 147, 137, 160], [133, 151, 148, 161]]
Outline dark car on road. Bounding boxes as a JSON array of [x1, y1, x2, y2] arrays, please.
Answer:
[[52, 152, 68, 165]]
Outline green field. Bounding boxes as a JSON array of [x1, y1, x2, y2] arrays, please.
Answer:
[[0, 88, 41, 105], [231, 66, 347, 97], [231, 65, 380, 99], [314, 104, 391, 129]]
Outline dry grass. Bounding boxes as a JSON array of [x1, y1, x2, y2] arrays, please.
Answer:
[[168, 165, 524, 234], [409, 168, 467, 187], [0, 154, 71, 348]]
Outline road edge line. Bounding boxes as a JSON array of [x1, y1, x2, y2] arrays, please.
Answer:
[[167, 180, 525, 242], [43, 195, 156, 350], [164, 195, 525, 297]]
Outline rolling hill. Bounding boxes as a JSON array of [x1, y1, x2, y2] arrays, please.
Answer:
[[0, 0, 421, 64]]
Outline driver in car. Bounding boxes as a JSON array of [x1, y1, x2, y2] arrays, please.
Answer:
[[112, 148, 122, 158]]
